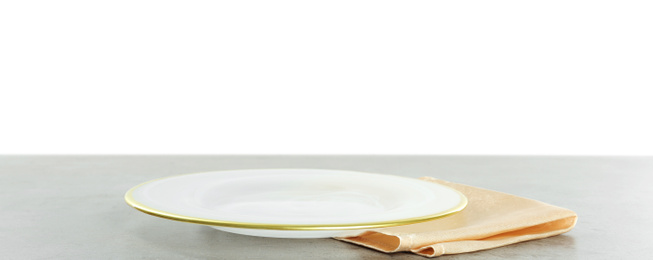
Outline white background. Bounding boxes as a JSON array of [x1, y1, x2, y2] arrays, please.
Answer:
[[1, 1, 651, 154]]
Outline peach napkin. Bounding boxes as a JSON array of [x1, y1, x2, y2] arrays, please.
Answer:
[[336, 177, 577, 257]]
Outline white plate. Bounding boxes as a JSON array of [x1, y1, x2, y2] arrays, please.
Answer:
[[125, 169, 467, 238]]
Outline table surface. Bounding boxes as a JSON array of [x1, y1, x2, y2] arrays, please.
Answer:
[[1, 156, 651, 259]]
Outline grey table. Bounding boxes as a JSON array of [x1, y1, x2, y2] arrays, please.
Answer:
[[1, 156, 651, 259]]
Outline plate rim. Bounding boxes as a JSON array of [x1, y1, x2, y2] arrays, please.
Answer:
[[124, 169, 468, 231]]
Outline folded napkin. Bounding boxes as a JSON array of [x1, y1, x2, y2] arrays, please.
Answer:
[[336, 177, 577, 257]]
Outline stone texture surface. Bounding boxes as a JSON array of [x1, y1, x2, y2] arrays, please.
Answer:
[[1, 155, 651, 259]]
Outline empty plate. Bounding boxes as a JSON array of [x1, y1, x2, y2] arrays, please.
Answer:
[[124, 169, 467, 238]]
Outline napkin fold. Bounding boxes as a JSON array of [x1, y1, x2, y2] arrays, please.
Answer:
[[336, 177, 577, 257]]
